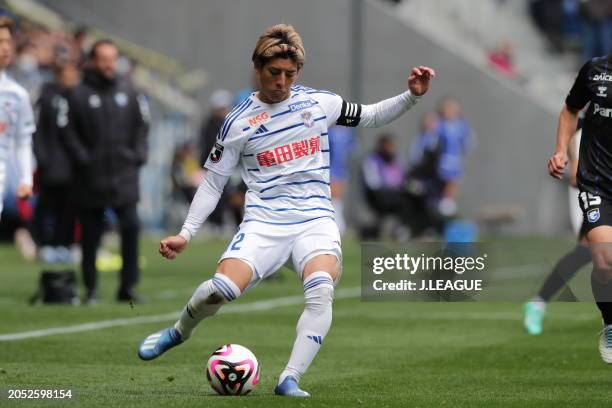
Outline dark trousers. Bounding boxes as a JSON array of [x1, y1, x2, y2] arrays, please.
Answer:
[[80, 204, 140, 295], [33, 184, 75, 246]]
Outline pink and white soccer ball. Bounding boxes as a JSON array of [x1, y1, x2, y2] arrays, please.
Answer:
[[206, 344, 260, 395]]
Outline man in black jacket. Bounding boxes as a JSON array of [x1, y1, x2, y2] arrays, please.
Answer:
[[59, 39, 149, 303], [33, 63, 80, 256]]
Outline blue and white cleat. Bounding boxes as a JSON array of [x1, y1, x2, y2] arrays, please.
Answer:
[[599, 324, 612, 363], [523, 300, 546, 335], [138, 327, 183, 361], [274, 376, 310, 397]]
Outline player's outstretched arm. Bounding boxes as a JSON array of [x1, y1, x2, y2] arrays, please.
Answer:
[[355, 65, 435, 128], [548, 105, 580, 180], [159, 170, 229, 260]]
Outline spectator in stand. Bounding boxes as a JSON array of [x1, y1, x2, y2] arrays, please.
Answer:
[[405, 111, 445, 236], [328, 125, 355, 234], [528, 0, 566, 52], [360, 134, 407, 239], [171, 141, 203, 204], [234, 70, 258, 106], [436, 96, 473, 218], [33, 62, 80, 263], [578, 0, 612, 61], [487, 40, 517, 79]]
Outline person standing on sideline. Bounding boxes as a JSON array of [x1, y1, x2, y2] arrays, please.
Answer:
[[59, 39, 149, 304], [33, 62, 80, 261]]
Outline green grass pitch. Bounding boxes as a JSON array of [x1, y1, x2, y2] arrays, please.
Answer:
[[1, 235, 611, 407]]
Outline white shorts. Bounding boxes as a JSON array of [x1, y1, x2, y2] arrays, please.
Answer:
[[219, 216, 342, 289]]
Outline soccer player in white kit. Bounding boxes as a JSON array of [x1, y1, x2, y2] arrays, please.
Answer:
[[0, 17, 35, 219], [138, 24, 435, 396]]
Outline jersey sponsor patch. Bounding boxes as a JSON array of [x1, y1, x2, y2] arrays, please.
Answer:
[[210, 142, 225, 163], [256, 135, 321, 167], [288, 100, 315, 112], [593, 103, 612, 118], [594, 73, 612, 82], [248, 112, 269, 127]]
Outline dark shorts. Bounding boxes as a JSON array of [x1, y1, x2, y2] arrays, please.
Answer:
[[578, 190, 612, 235]]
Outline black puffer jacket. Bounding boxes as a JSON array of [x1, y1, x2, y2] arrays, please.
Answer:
[[60, 69, 149, 208], [33, 82, 74, 185]]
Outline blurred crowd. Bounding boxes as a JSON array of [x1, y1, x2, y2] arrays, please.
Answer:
[[360, 96, 474, 240], [529, 0, 612, 60], [0, 11, 150, 304]]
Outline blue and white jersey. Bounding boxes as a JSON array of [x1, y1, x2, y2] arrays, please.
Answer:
[[204, 85, 356, 226], [0, 71, 35, 197], [0, 71, 34, 162]]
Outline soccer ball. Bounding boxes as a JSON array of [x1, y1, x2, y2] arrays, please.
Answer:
[[205, 344, 260, 395]]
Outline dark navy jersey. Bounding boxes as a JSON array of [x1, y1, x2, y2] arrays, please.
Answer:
[[566, 55, 612, 199]]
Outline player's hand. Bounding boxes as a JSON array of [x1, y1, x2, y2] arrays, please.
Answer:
[[16, 183, 33, 199], [408, 66, 436, 96], [159, 235, 188, 260], [548, 151, 568, 180]]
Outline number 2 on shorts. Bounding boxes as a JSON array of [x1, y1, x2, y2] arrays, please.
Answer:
[[230, 233, 245, 251]]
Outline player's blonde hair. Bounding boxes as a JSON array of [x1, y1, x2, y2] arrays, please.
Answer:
[[252, 24, 305, 68]]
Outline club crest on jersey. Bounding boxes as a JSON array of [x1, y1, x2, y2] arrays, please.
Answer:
[[210, 142, 225, 163], [597, 86, 608, 97], [301, 111, 314, 128], [587, 208, 600, 223]]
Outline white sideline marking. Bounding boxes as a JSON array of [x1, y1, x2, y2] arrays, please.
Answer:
[[0, 287, 362, 342]]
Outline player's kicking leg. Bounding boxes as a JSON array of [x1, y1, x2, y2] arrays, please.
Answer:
[[275, 254, 340, 397], [138, 259, 251, 360]]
